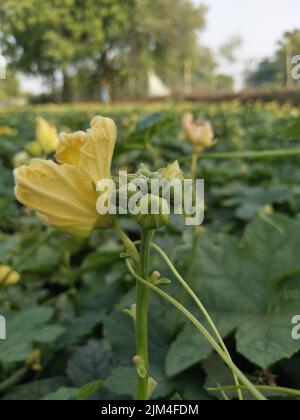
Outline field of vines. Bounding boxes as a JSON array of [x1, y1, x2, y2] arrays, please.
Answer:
[[1, 101, 300, 400]]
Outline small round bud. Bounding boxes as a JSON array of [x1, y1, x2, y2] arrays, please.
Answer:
[[135, 194, 169, 230]]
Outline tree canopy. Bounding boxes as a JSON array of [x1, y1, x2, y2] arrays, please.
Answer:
[[0, 0, 234, 100]]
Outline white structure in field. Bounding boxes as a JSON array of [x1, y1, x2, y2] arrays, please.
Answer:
[[148, 70, 170, 97], [0, 54, 6, 80]]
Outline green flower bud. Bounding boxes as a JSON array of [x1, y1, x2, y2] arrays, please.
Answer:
[[135, 194, 169, 230], [161, 161, 184, 181]]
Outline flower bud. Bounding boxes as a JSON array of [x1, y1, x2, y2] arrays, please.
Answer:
[[13, 151, 31, 168], [133, 355, 147, 378], [26, 349, 42, 372], [26, 141, 42, 156], [161, 161, 184, 181], [0, 265, 20, 287], [135, 194, 169, 230], [182, 113, 214, 150]]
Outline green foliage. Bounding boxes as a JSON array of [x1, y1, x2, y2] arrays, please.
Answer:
[[1, 101, 300, 400], [0, 308, 64, 363]]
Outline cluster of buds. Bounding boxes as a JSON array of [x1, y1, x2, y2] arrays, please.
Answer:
[[114, 161, 184, 231]]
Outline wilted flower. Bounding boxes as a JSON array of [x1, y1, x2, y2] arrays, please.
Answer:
[[0, 265, 20, 287], [182, 113, 214, 150], [14, 116, 116, 238], [26, 117, 59, 156]]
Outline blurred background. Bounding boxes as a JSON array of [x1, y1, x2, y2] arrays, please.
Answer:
[[1, 0, 300, 105]]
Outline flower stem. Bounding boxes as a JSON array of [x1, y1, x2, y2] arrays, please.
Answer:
[[180, 147, 300, 163], [208, 385, 300, 398], [191, 151, 200, 178], [135, 229, 152, 400], [150, 242, 243, 401]]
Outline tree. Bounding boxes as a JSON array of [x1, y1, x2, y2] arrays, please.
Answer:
[[0, 0, 215, 100], [0, 70, 20, 99], [0, 0, 133, 101], [245, 30, 300, 89], [125, 0, 208, 96]]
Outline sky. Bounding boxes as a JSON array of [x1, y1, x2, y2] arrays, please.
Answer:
[[196, 0, 300, 88], [21, 0, 300, 93]]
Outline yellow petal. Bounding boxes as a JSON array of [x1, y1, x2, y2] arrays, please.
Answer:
[[80, 116, 116, 184], [14, 159, 100, 237], [56, 131, 87, 167], [36, 117, 59, 154]]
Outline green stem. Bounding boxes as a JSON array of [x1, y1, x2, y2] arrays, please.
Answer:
[[191, 151, 200, 178], [208, 385, 300, 398], [180, 148, 300, 162], [113, 221, 140, 267], [0, 367, 28, 395], [135, 229, 152, 400], [126, 260, 266, 401], [150, 242, 244, 400], [173, 228, 200, 332]]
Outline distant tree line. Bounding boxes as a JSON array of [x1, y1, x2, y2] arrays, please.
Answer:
[[0, 0, 234, 101], [245, 30, 300, 89]]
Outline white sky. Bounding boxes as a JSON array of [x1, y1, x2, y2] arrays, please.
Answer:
[[197, 0, 300, 88], [21, 0, 300, 93]]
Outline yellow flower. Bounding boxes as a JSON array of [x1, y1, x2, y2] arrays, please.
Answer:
[[26, 117, 59, 156], [182, 113, 214, 150], [161, 161, 184, 181], [35, 117, 59, 154], [14, 116, 117, 238], [0, 265, 20, 287]]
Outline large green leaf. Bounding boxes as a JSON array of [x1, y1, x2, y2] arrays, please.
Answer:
[[165, 213, 300, 374], [196, 213, 300, 368], [67, 340, 113, 387], [0, 308, 64, 363]]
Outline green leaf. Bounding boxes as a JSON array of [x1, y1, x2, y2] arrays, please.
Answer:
[[41, 387, 78, 401], [0, 308, 64, 363], [104, 367, 136, 398], [67, 340, 113, 387], [236, 315, 300, 369], [166, 324, 212, 376], [2, 377, 65, 401], [203, 353, 237, 400], [221, 185, 292, 220], [195, 213, 300, 368]]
